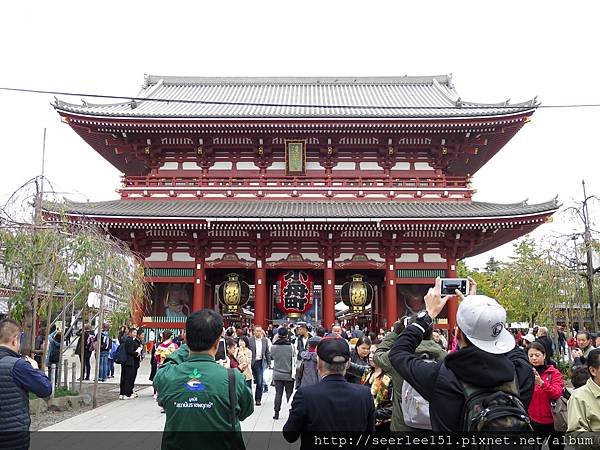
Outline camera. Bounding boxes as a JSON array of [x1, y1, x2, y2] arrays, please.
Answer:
[[440, 278, 469, 296]]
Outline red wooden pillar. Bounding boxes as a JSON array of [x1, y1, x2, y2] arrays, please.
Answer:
[[323, 261, 335, 330], [447, 257, 458, 332], [385, 256, 398, 329], [192, 255, 206, 312], [254, 261, 267, 328]]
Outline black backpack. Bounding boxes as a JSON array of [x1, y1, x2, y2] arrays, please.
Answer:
[[100, 333, 111, 352], [461, 377, 533, 432]]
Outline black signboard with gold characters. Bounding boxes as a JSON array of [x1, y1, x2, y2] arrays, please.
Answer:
[[341, 274, 374, 313], [285, 140, 306, 176]]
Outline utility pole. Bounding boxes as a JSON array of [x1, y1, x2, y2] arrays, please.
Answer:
[[28, 128, 47, 356], [581, 180, 597, 332]]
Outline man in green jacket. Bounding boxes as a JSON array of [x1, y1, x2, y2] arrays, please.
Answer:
[[374, 316, 446, 432], [154, 310, 253, 450]]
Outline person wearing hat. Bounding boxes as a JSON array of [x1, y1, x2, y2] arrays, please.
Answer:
[[296, 336, 321, 389], [388, 277, 534, 432], [271, 327, 296, 420], [283, 336, 375, 447]]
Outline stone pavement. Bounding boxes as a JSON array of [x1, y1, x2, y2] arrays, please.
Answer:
[[42, 357, 300, 449]]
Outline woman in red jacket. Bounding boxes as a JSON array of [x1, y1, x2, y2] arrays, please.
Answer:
[[527, 341, 564, 450]]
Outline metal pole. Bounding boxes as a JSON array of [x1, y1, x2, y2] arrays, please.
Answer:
[[63, 359, 68, 389], [582, 180, 597, 332]]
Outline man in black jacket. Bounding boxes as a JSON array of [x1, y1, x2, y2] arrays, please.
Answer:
[[118, 327, 142, 399], [388, 277, 534, 432], [283, 336, 375, 449]]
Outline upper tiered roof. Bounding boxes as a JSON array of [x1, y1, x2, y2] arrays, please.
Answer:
[[54, 75, 537, 120]]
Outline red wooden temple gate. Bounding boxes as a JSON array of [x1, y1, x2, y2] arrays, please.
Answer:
[[47, 75, 558, 333]]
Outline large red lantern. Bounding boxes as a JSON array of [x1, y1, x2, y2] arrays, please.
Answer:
[[276, 270, 313, 317]]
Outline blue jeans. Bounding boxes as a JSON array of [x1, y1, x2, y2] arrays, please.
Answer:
[[108, 358, 115, 377], [99, 352, 109, 380]]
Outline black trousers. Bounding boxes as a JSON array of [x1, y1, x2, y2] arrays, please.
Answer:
[[120, 365, 136, 396], [273, 380, 294, 413], [531, 420, 564, 450], [251, 360, 264, 402]]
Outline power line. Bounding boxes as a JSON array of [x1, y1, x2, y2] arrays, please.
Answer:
[[1, 85, 600, 111]]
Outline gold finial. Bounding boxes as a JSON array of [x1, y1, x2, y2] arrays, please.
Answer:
[[197, 146, 203, 155], [258, 146, 264, 156], [388, 146, 394, 155], [144, 146, 151, 154], [441, 146, 448, 155], [327, 146, 333, 155]]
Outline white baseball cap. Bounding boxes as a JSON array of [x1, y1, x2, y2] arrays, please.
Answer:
[[456, 295, 514, 354]]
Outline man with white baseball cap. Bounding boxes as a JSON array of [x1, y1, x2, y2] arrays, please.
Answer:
[[388, 277, 534, 432]]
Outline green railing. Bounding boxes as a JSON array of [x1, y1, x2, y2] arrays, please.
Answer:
[[144, 268, 194, 278], [396, 269, 447, 278]]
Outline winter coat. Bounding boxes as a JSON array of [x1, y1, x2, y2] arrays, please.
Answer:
[[46, 332, 61, 366], [374, 331, 446, 432], [528, 364, 564, 425], [346, 350, 369, 384], [271, 339, 295, 381], [296, 350, 320, 388], [123, 336, 142, 368], [388, 318, 534, 432]]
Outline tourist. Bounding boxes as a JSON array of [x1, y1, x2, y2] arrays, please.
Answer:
[[374, 314, 446, 432], [248, 325, 271, 406], [361, 343, 393, 431], [46, 329, 61, 383], [153, 309, 253, 450], [346, 336, 371, 383], [536, 326, 555, 365], [527, 341, 564, 449], [557, 326, 567, 356], [74, 324, 93, 381], [571, 365, 590, 389], [572, 331, 595, 365], [388, 277, 534, 432], [351, 324, 364, 339], [153, 330, 179, 405], [296, 336, 321, 389], [98, 323, 111, 382], [236, 336, 253, 389], [567, 349, 600, 434], [283, 336, 375, 446], [118, 327, 142, 400], [295, 322, 309, 363], [314, 326, 326, 338], [271, 327, 296, 419], [33, 327, 45, 367], [225, 337, 239, 370], [107, 336, 118, 378], [0, 319, 52, 450], [117, 325, 127, 344]]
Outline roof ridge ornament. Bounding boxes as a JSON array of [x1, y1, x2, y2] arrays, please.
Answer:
[[455, 97, 462, 108]]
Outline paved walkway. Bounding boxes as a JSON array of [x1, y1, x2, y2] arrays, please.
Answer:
[[42, 357, 299, 449]]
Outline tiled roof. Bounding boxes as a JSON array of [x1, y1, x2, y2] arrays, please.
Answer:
[[44, 199, 559, 221], [53, 75, 537, 119]]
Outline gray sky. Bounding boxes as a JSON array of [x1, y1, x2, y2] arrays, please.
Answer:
[[1, 1, 598, 269]]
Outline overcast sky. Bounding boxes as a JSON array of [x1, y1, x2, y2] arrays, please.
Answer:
[[1, 1, 598, 269]]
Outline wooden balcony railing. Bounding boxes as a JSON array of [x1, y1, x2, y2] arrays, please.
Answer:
[[120, 175, 472, 199]]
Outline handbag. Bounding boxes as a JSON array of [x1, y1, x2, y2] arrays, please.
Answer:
[[548, 373, 570, 432]]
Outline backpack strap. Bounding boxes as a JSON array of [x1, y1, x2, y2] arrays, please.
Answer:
[[227, 368, 237, 433]]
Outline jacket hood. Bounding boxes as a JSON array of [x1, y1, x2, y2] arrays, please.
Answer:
[[416, 339, 446, 360], [300, 350, 317, 361], [444, 345, 515, 387]]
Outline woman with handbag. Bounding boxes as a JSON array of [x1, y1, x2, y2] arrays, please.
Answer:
[[527, 342, 565, 450]]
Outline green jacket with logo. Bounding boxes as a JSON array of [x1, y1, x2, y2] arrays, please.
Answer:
[[153, 348, 254, 449]]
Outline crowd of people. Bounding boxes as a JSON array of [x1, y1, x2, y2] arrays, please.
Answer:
[[2, 275, 600, 449]]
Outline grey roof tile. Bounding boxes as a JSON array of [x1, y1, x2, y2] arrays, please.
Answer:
[[54, 75, 537, 119], [44, 199, 559, 220]]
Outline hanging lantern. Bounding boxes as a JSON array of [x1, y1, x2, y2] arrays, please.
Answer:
[[341, 274, 373, 313], [276, 270, 313, 318], [217, 273, 250, 314]]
